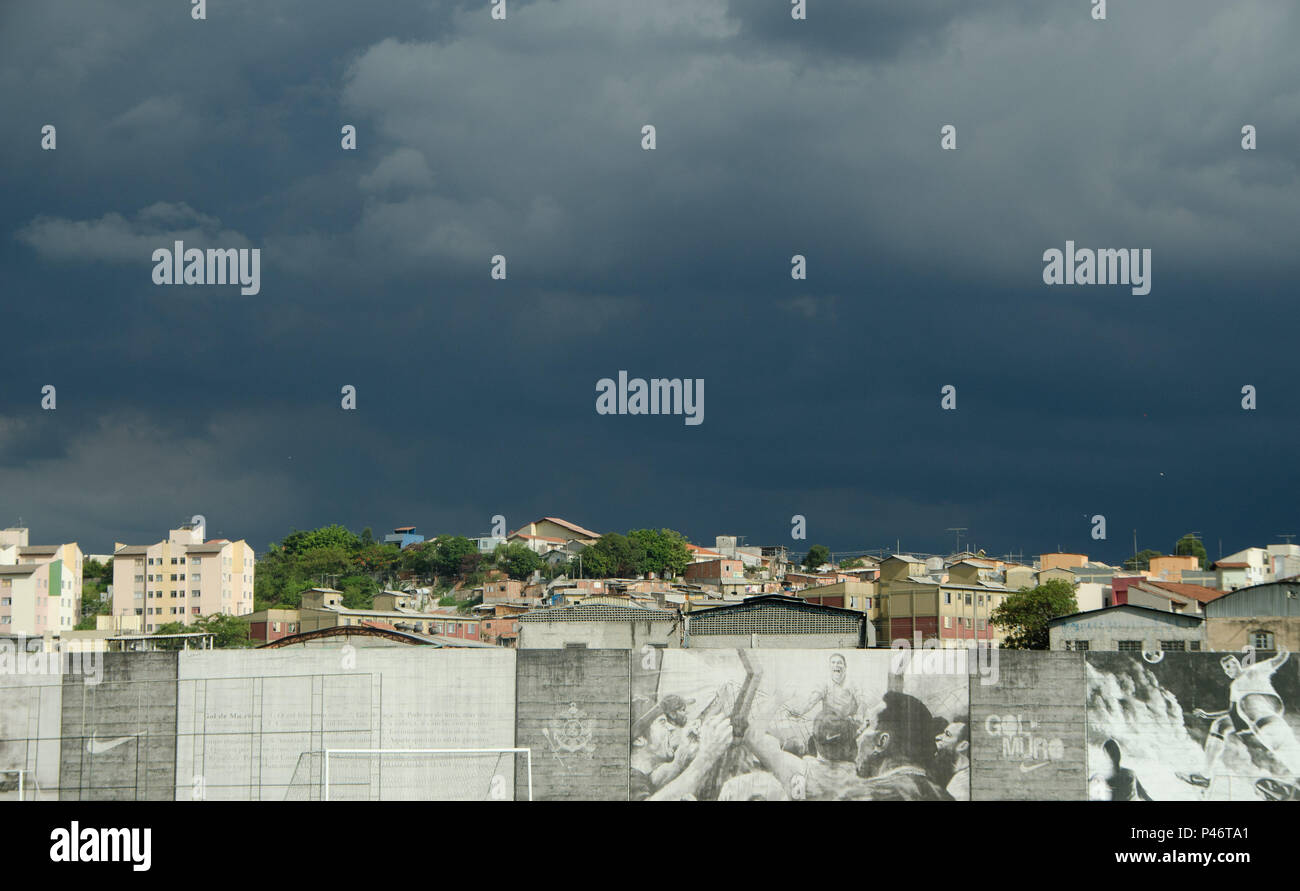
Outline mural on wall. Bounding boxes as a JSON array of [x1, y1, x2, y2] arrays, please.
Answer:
[[1087, 650, 1300, 801], [631, 648, 969, 801]]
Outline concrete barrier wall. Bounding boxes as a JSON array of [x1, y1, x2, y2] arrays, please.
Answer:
[[176, 648, 516, 801], [971, 651, 1086, 800], [515, 649, 630, 800], [59, 652, 178, 801], [0, 670, 62, 800], [0, 647, 1295, 801]]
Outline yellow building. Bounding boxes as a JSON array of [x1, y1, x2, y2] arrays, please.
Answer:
[[877, 555, 1009, 647], [111, 520, 255, 632]]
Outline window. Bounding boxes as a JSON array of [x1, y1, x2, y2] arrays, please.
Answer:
[[944, 592, 951, 605], [943, 616, 951, 628], [1160, 641, 1186, 652], [1070, 640, 1090, 651], [1252, 630, 1275, 651], [564, 642, 589, 649], [1189, 641, 1202, 652], [1117, 640, 1143, 652]]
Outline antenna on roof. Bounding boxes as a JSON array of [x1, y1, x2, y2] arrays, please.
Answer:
[[946, 527, 967, 554], [1280, 534, 1297, 545]]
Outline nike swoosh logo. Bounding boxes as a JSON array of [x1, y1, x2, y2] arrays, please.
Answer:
[[86, 734, 135, 755], [1019, 761, 1050, 773]]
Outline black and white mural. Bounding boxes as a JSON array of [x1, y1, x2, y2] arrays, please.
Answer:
[[631, 649, 969, 801], [1086, 650, 1300, 801]]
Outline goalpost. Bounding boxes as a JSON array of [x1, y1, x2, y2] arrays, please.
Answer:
[[0, 769, 26, 801], [323, 748, 533, 801]]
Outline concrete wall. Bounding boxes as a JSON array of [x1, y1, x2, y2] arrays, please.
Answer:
[[687, 633, 862, 649], [518, 619, 676, 649], [59, 652, 178, 801], [515, 649, 630, 800], [176, 648, 516, 801], [3, 647, 1299, 801], [970, 651, 1086, 800], [0, 667, 62, 800]]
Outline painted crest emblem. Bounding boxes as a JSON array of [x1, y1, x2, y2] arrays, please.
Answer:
[[549, 702, 594, 755]]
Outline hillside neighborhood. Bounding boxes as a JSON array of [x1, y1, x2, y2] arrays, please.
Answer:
[[3, 518, 1297, 656]]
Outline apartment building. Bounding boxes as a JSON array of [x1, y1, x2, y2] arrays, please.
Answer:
[[0, 527, 83, 635], [877, 555, 1009, 647], [111, 520, 255, 632]]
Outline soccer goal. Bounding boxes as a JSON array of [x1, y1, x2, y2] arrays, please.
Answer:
[[322, 748, 533, 801], [0, 769, 28, 801]]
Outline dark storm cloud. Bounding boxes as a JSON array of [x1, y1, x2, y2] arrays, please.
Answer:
[[1, 0, 1297, 561]]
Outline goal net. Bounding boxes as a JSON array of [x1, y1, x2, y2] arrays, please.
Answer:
[[283, 748, 532, 801]]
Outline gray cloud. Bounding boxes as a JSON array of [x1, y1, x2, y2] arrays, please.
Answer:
[[1, 0, 1297, 559]]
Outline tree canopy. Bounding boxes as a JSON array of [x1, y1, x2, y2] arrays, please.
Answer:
[[802, 544, 831, 570], [1123, 549, 1163, 571], [1174, 534, 1209, 570], [990, 579, 1079, 649]]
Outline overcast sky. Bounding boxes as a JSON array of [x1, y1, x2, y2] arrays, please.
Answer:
[[2, 0, 1298, 561]]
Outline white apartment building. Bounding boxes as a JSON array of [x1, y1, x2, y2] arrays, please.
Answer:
[[0, 527, 84, 636], [111, 520, 255, 632]]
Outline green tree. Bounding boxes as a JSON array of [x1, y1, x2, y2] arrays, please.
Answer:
[[1174, 533, 1209, 570], [339, 574, 378, 609], [400, 541, 437, 577], [432, 536, 479, 581], [628, 528, 691, 578], [152, 614, 255, 649], [581, 533, 640, 578], [494, 542, 543, 580], [990, 579, 1079, 649], [803, 544, 831, 570], [280, 524, 361, 556], [841, 557, 865, 570], [1123, 549, 1163, 571]]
